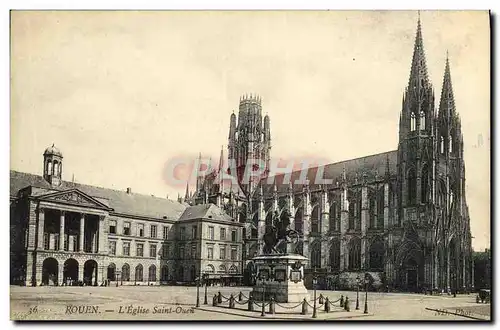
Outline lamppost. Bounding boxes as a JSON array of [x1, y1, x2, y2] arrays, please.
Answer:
[[196, 275, 201, 307], [312, 268, 318, 319], [203, 272, 208, 305], [364, 273, 369, 314], [258, 271, 268, 317], [356, 276, 360, 310]]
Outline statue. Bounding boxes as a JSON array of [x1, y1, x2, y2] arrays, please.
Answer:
[[263, 209, 299, 254]]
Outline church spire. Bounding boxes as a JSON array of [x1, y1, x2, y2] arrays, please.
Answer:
[[408, 13, 430, 90], [438, 52, 456, 121], [184, 181, 190, 201]]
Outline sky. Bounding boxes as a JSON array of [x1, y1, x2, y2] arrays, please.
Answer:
[[10, 10, 490, 250]]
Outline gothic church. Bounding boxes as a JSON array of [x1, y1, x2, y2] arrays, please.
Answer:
[[191, 17, 473, 292]]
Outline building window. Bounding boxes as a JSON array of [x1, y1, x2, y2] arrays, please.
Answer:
[[410, 112, 416, 131], [123, 222, 131, 236], [311, 244, 321, 269], [109, 220, 116, 234], [179, 246, 185, 259], [191, 244, 197, 259], [123, 242, 130, 256], [150, 225, 157, 238], [162, 244, 170, 258], [180, 227, 186, 240], [231, 230, 237, 242], [44, 233, 49, 250], [440, 136, 445, 154], [449, 135, 453, 153], [311, 206, 320, 234], [408, 169, 417, 205], [231, 246, 237, 261], [348, 237, 361, 270], [138, 223, 144, 237], [163, 226, 169, 240], [64, 234, 69, 251], [421, 164, 429, 203], [220, 228, 226, 240], [220, 246, 226, 260], [54, 234, 60, 251], [109, 241, 116, 255], [136, 243, 144, 257], [150, 244, 157, 258], [419, 110, 426, 130], [192, 225, 197, 239], [207, 246, 214, 259], [208, 226, 214, 240]]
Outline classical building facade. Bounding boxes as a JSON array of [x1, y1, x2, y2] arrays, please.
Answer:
[[10, 146, 244, 286], [192, 18, 473, 292]]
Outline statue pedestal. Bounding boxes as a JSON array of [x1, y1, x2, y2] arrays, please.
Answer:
[[251, 254, 309, 303]]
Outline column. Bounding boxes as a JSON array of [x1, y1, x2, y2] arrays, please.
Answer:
[[36, 262, 43, 287], [383, 182, 389, 229], [471, 259, 475, 290], [302, 188, 311, 265], [25, 252, 35, 286], [78, 266, 84, 283], [58, 265, 64, 286], [446, 248, 450, 293], [462, 257, 466, 291], [37, 207, 46, 250], [79, 214, 85, 252], [339, 185, 348, 271], [361, 185, 368, 268], [59, 211, 65, 251], [320, 188, 330, 268], [433, 249, 438, 290], [257, 198, 265, 255], [98, 215, 109, 254]]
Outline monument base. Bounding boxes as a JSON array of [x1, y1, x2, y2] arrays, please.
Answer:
[[251, 254, 309, 303]]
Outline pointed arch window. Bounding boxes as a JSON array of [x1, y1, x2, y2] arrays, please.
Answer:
[[419, 111, 426, 130], [440, 136, 445, 154], [449, 135, 453, 153], [410, 112, 416, 131], [408, 169, 417, 205], [421, 164, 429, 203], [348, 237, 361, 270]]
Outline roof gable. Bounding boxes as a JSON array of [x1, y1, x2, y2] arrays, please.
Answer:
[[37, 189, 112, 211]]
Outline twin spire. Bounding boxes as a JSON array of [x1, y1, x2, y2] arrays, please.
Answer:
[[408, 13, 430, 90], [406, 12, 456, 117]]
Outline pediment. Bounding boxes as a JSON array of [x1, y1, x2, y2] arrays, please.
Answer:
[[37, 189, 111, 210]]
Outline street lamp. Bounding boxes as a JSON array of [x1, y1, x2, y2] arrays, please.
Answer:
[[258, 271, 267, 317], [356, 276, 360, 310], [364, 274, 369, 314], [203, 272, 208, 305], [312, 268, 318, 318]]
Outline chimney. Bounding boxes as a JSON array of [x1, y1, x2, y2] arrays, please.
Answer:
[[126, 187, 132, 194]]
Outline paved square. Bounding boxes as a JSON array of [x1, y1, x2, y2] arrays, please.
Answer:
[[10, 286, 490, 321]]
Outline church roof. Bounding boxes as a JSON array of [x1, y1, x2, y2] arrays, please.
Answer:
[[259, 150, 397, 194], [178, 203, 233, 222], [10, 170, 186, 220]]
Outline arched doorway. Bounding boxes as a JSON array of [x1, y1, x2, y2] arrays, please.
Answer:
[[122, 264, 130, 282], [107, 263, 116, 281], [396, 242, 424, 292], [148, 265, 157, 282], [160, 265, 168, 282], [42, 258, 58, 286], [135, 264, 143, 282], [83, 260, 98, 286], [63, 258, 79, 285]]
